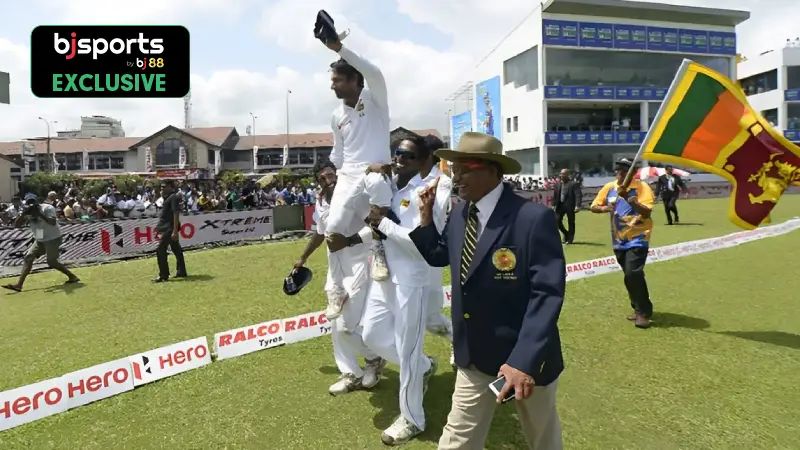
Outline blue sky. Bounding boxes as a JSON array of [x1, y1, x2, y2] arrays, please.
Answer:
[[0, 0, 795, 141]]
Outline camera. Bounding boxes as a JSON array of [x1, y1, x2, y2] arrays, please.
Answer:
[[22, 198, 40, 216]]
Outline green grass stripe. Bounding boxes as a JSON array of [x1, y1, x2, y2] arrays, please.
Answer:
[[653, 73, 727, 156]]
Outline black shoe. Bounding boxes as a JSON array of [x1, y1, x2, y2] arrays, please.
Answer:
[[152, 277, 168, 283], [174, 272, 188, 278]]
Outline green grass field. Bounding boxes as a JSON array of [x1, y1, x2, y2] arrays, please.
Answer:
[[1, 196, 799, 449]]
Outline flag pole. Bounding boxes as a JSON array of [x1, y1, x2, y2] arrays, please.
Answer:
[[621, 58, 693, 190]]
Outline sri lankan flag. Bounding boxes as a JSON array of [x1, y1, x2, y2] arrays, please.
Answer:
[[641, 60, 800, 229]]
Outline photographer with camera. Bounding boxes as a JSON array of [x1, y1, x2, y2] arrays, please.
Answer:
[[2, 193, 80, 293]]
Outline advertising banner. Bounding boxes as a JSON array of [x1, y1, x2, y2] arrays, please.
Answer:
[[62, 358, 134, 410], [282, 311, 331, 345], [213, 319, 285, 361], [542, 19, 578, 46], [450, 111, 472, 149], [542, 19, 734, 56], [0, 208, 275, 267], [178, 146, 186, 169], [579, 22, 613, 48], [647, 26, 678, 52], [613, 24, 646, 50], [475, 76, 501, 139], [144, 146, 152, 172], [0, 376, 69, 432], [127, 337, 211, 387]]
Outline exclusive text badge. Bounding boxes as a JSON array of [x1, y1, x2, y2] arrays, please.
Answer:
[[30, 25, 190, 98]]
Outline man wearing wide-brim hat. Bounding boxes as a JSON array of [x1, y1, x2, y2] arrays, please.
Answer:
[[410, 132, 566, 449]]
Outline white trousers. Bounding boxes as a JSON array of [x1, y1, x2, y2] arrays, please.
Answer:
[[326, 167, 393, 293], [362, 280, 431, 430], [326, 249, 378, 377], [424, 284, 453, 338]]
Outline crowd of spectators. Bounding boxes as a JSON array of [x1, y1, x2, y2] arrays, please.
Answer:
[[0, 179, 319, 225], [504, 172, 584, 192]]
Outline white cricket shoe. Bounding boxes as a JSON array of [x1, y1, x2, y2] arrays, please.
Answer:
[[381, 416, 422, 446], [371, 241, 390, 281], [361, 357, 386, 389], [325, 285, 348, 320], [329, 373, 361, 396]]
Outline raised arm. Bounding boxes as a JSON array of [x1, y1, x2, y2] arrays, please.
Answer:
[[336, 45, 388, 111], [409, 182, 451, 268]]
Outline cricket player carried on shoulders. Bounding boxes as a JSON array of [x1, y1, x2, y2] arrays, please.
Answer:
[[314, 10, 395, 320]]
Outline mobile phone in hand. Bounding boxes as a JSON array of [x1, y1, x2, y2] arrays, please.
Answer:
[[488, 376, 515, 403]]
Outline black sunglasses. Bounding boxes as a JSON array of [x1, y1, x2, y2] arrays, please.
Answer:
[[394, 149, 417, 160]]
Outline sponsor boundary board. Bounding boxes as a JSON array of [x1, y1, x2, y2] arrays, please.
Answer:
[[0, 208, 275, 268], [1, 218, 798, 432]]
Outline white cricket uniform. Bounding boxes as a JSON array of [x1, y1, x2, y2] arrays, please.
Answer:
[[325, 45, 394, 294], [362, 177, 433, 430], [313, 195, 378, 378], [415, 166, 454, 337]]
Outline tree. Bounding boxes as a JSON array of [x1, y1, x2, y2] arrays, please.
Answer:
[[81, 179, 111, 199], [19, 172, 77, 198], [113, 174, 145, 196], [218, 170, 246, 190]]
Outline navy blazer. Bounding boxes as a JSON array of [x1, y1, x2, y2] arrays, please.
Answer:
[[410, 184, 566, 385]]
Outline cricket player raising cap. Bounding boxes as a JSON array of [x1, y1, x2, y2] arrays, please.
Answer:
[[315, 13, 394, 320]]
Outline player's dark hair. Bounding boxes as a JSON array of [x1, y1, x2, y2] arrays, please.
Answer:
[[424, 134, 445, 163], [313, 158, 337, 178], [330, 59, 364, 88], [392, 135, 429, 160]]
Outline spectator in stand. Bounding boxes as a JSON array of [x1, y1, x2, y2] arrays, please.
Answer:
[[241, 183, 256, 209], [5, 196, 21, 221], [116, 195, 130, 217], [188, 190, 200, 213], [280, 184, 292, 205], [72, 197, 84, 217], [197, 192, 212, 211], [63, 199, 76, 220], [45, 191, 58, 206], [306, 184, 317, 205], [97, 188, 115, 217]]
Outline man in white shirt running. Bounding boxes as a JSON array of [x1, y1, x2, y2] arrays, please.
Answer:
[[320, 35, 394, 321], [362, 135, 438, 446], [293, 159, 386, 396]]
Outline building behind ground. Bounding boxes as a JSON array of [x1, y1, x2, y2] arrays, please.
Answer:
[[0, 125, 440, 180], [448, 0, 749, 186], [0, 155, 21, 201], [737, 40, 800, 144]]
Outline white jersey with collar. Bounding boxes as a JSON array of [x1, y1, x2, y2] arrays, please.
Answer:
[[330, 45, 391, 171], [377, 176, 429, 287]]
